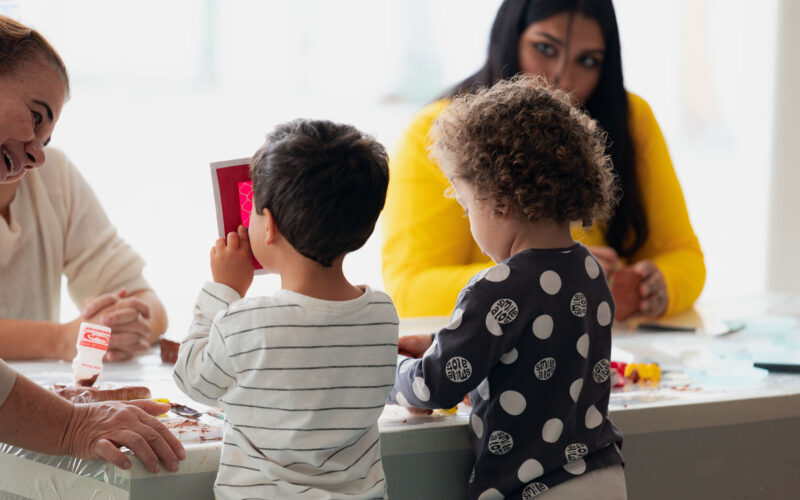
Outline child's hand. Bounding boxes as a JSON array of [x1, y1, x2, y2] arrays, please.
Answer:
[[210, 225, 254, 297], [398, 334, 434, 358]]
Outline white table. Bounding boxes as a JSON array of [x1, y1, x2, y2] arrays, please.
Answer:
[[3, 302, 800, 499]]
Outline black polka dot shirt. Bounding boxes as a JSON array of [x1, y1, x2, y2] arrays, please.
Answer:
[[389, 243, 624, 499]]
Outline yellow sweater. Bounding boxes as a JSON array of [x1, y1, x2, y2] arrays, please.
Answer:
[[381, 93, 705, 318]]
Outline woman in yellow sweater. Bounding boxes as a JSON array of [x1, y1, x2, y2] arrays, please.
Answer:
[[382, 0, 705, 319]]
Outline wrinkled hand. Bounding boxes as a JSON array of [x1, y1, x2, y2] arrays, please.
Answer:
[[587, 245, 621, 279], [63, 399, 185, 473], [630, 260, 668, 317], [82, 289, 152, 362], [211, 225, 253, 297], [398, 334, 433, 358]]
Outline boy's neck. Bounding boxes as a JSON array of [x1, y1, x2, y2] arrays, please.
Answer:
[[508, 219, 575, 257], [277, 252, 363, 302]]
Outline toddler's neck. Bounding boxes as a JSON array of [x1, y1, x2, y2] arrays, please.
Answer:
[[508, 219, 575, 257], [278, 254, 363, 302]]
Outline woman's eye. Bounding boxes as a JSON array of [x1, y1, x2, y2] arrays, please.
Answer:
[[579, 56, 601, 69], [462, 208, 470, 218], [534, 42, 556, 57], [32, 110, 43, 126]]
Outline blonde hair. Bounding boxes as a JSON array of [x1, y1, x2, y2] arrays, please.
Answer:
[[0, 14, 69, 91]]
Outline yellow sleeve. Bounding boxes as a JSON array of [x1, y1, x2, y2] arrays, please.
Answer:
[[381, 100, 493, 317], [574, 93, 706, 316]]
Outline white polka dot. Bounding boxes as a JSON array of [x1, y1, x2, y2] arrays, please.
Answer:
[[489, 298, 518, 324], [475, 268, 490, 282], [445, 356, 473, 382], [396, 392, 410, 407], [534, 357, 556, 381], [477, 377, 490, 400], [532, 314, 553, 339], [499, 390, 526, 415], [576, 333, 589, 358], [570, 293, 588, 317], [471, 414, 484, 438], [522, 482, 549, 497], [585, 255, 600, 279], [540, 270, 562, 295], [487, 430, 513, 455], [478, 488, 503, 500], [592, 359, 610, 384], [423, 340, 437, 358], [399, 358, 413, 374], [485, 263, 511, 282], [517, 458, 544, 482], [500, 348, 518, 364], [585, 405, 603, 429], [412, 377, 430, 402], [597, 301, 612, 326], [445, 308, 463, 330], [563, 457, 587, 475], [485, 314, 503, 336], [569, 378, 583, 402], [541, 418, 563, 443], [565, 443, 589, 461]]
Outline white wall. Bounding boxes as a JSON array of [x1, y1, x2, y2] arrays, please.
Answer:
[[7, 0, 781, 335]]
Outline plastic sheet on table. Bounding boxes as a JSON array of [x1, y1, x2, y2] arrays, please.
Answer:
[[0, 441, 129, 499]]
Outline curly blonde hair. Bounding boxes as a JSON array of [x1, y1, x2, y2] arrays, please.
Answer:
[[430, 75, 618, 228]]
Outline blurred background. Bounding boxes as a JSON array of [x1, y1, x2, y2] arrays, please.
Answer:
[[2, 0, 785, 336]]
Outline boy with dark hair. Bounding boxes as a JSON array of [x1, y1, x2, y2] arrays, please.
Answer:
[[174, 119, 398, 499]]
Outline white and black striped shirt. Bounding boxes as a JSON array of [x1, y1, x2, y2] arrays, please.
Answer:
[[173, 282, 399, 499]]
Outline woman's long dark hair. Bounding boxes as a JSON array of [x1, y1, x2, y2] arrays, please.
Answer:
[[446, 0, 647, 257]]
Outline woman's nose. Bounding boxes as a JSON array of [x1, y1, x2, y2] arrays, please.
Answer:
[[23, 140, 46, 168]]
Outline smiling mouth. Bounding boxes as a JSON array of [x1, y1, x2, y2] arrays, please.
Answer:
[[2, 147, 14, 176]]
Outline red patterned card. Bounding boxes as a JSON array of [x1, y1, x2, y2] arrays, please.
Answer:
[[210, 158, 264, 273]]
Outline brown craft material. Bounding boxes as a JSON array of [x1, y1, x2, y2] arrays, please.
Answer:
[[160, 338, 180, 364], [51, 384, 151, 404]]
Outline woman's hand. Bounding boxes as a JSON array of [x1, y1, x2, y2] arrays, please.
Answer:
[[630, 260, 668, 317], [210, 225, 253, 298], [398, 334, 434, 358], [63, 399, 185, 473], [587, 245, 621, 279], [80, 289, 152, 362]]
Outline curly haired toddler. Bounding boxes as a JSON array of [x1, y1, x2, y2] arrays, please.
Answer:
[[389, 75, 626, 499]]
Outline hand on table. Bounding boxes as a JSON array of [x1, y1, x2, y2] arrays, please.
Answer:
[[63, 399, 185, 473], [81, 289, 152, 362], [397, 334, 454, 415], [587, 245, 621, 279], [630, 260, 668, 317], [211, 225, 253, 298]]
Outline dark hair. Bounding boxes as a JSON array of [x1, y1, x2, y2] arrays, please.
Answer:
[[0, 14, 69, 91], [432, 75, 618, 228], [250, 119, 390, 267], [446, 0, 646, 257]]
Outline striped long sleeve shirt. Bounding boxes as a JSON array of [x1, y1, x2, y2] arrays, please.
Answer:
[[173, 282, 399, 499]]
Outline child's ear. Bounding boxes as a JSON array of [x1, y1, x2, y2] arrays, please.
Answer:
[[496, 199, 511, 219], [262, 207, 279, 245]]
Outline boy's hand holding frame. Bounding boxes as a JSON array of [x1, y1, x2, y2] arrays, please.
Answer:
[[211, 225, 254, 297]]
